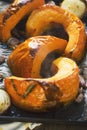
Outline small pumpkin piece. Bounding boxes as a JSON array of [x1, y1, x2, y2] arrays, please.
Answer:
[[0, 0, 45, 42]]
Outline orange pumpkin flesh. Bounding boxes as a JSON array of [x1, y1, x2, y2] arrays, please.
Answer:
[[0, 0, 45, 42], [26, 4, 86, 61], [5, 57, 79, 111], [7, 36, 67, 78]]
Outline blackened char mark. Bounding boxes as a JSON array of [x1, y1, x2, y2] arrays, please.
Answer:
[[3, 5, 20, 23], [30, 48, 38, 58], [39, 81, 62, 101], [3, 0, 33, 23]]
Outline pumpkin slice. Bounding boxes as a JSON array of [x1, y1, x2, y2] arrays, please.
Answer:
[[0, 0, 45, 42], [26, 4, 86, 61], [5, 57, 79, 111], [7, 35, 67, 78]]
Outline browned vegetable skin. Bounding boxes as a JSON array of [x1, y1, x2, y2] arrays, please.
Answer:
[[26, 4, 86, 61], [7, 36, 67, 78], [0, 0, 45, 42], [5, 57, 79, 111]]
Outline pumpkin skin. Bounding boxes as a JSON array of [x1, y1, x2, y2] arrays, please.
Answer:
[[26, 4, 86, 61], [7, 36, 67, 78], [5, 57, 79, 111], [0, 0, 45, 42]]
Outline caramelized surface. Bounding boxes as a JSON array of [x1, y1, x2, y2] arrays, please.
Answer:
[[7, 36, 67, 78], [5, 57, 79, 111], [0, 0, 45, 42], [26, 4, 86, 61]]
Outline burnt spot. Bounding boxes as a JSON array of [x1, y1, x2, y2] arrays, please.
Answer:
[[3, 0, 33, 23], [30, 48, 38, 58], [39, 81, 62, 101], [3, 11, 11, 23], [11, 79, 36, 98], [11, 79, 23, 97], [3, 5, 20, 23], [24, 79, 62, 101]]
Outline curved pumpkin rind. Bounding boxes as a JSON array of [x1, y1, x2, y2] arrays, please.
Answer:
[[0, 0, 45, 42], [5, 57, 79, 111], [7, 36, 67, 78], [26, 4, 86, 61]]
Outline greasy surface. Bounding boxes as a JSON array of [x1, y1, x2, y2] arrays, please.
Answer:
[[7, 36, 67, 78], [26, 4, 86, 61], [0, 0, 45, 42], [5, 57, 79, 111], [0, 0, 87, 124]]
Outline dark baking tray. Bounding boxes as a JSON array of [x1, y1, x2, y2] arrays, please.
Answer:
[[0, 0, 87, 124], [0, 101, 87, 124]]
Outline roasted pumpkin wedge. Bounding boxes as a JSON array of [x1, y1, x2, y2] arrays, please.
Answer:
[[7, 35, 67, 78], [26, 4, 86, 61], [0, 0, 45, 42], [5, 57, 79, 111]]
